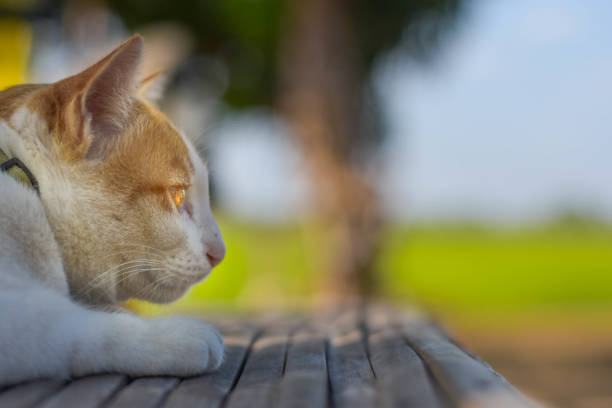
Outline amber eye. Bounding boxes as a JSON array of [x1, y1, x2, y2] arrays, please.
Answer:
[[171, 187, 186, 208]]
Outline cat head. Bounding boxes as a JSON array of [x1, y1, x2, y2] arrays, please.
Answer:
[[1, 35, 225, 304]]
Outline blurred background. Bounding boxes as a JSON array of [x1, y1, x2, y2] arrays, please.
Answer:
[[1, 0, 611, 406]]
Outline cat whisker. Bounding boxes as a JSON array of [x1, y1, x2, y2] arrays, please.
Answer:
[[77, 260, 164, 298], [134, 272, 178, 300], [105, 266, 166, 288], [114, 267, 168, 285], [80, 271, 149, 300], [129, 273, 167, 299], [82, 260, 161, 289], [110, 268, 176, 295]]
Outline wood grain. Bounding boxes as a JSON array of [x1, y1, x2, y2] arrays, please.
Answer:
[[38, 375, 127, 408], [224, 328, 290, 408], [0, 380, 65, 408], [277, 329, 328, 408], [0, 306, 536, 408], [401, 321, 533, 407], [326, 310, 376, 408], [162, 326, 257, 408], [368, 328, 443, 408], [105, 377, 179, 408]]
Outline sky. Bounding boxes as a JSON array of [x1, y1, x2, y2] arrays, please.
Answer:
[[212, 0, 612, 222]]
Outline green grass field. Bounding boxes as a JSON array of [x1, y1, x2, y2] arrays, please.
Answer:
[[380, 223, 612, 306], [137, 216, 612, 323]]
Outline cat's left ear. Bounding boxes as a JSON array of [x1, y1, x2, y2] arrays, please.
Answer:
[[138, 70, 167, 104], [58, 34, 143, 160]]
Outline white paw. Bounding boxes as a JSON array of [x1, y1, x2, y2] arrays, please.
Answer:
[[139, 317, 224, 376]]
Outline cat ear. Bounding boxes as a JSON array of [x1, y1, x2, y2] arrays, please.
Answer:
[[138, 70, 167, 104], [60, 35, 144, 160]]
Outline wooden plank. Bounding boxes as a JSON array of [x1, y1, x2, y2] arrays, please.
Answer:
[[0, 379, 65, 408], [37, 375, 127, 408], [326, 311, 376, 408], [162, 326, 258, 408], [362, 304, 445, 407], [224, 329, 290, 408], [401, 322, 533, 408], [277, 330, 328, 408], [367, 328, 444, 408], [105, 377, 179, 408], [0, 306, 537, 408], [364, 303, 425, 333]]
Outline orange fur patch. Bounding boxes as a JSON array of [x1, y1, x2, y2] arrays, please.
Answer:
[[0, 34, 193, 214], [100, 101, 193, 212], [0, 84, 43, 120], [0, 84, 193, 213]]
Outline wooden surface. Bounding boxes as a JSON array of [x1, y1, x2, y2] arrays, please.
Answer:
[[0, 305, 538, 408]]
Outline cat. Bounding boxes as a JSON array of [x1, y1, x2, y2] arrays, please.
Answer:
[[0, 34, 226, 385]]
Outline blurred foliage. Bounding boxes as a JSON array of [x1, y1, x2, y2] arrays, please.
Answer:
[[108, 0, 284, 107], [0, 0, 38, 9], [108, 0, 462, 109], [135, 216, 612, 318], [379, 223, 612, 311]]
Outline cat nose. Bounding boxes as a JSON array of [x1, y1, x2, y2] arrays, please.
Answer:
[[207, 252, 223, 267], [206, 239, 226, 267]]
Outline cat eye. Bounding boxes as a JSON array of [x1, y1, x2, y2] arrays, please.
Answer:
[[171, 187, 186, 208]]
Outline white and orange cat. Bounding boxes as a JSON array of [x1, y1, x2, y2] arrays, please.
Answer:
[[0, 35, 226, 384]]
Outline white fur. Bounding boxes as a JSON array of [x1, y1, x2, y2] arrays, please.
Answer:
[[0, 107, 225, 385]]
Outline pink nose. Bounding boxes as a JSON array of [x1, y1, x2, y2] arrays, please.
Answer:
[[207, 252, 223, 267], [206, 239, 226, 267]]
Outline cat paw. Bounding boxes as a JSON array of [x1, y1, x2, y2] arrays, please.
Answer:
[[141, 317, 224, 376]]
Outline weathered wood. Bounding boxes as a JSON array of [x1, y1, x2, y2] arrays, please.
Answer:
[[368, 328, 444, 408], [0, 379, 65, 408], [326, 310, 376, 408], [37, 375, 127, 408], [0, 306, 536, 408], [105, 377, 179, 408], [401, 322, 532, 408], [277, 330, 328, 408], [224, 328, 290, 408], [162, 326, 257, 408]]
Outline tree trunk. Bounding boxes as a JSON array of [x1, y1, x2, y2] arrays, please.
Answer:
[[279, 0, 382, 301]]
